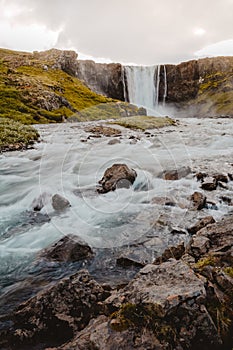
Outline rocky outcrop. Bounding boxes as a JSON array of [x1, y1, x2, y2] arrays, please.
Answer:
[[8, 270, 109, 348], [77, 56, 233, 117], [97, 163, 137, 193], [1, 215, 233, 350]]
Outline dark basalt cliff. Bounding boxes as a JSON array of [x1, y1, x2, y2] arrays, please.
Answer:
[[76, 60, 125, 101], [165, 56, 233, 116], [77, 56, 233, 117]]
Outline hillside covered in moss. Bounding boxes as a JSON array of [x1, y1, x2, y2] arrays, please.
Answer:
[[0, 48, 144, 124], [165, 56, 233, 117]]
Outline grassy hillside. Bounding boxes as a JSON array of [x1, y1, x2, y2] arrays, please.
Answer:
[[0, 48, 114, 124]]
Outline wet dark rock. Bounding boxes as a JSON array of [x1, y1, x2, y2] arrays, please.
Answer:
[[213, 173, 228, 183], [107, 139, 121, 145], [9, 270, 110, 348], [116, 248, 153, 268], [228, 173, 233, 181], [97, 163, 137, 193], [190, 191, 207, 210], [201, 177, 217, 191], [159, 166, 191, 180], [39, 234, 94, 262], [196, 172, 208, 182], [187, 216, 215, 235], [52, 194, 71, 211], [220, 196, 232, 205]]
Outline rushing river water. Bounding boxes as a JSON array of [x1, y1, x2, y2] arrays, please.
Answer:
[[0, 117, 233, 314]]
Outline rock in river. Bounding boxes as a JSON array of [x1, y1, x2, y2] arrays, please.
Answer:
[[97, 163, 137, 193], [52, 194, 71, 211], [39, 234, 94, 262]]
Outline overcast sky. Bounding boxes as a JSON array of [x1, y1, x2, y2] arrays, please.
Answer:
[[0, 0, 233, 65]]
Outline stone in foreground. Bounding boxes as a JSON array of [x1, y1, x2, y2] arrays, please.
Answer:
[[11, 270, 109, 348]]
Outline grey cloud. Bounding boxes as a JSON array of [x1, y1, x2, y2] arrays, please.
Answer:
[[4, 0, 233, 64]]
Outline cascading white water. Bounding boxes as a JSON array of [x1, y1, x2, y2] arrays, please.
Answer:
[[163, 65, 167, 106], [155, 65, 160, 107], [123, 64, 169, 114], [124, 65, 159, 112]]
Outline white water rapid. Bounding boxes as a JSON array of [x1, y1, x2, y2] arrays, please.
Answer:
[[0, 118, 233, 312]]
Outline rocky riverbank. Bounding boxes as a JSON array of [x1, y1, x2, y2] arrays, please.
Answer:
[[0, 117, 233, 349], [0, 212, 232, 350]]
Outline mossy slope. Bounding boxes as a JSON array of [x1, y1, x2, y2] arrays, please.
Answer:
[[186, 57, 233, 117], [0, 48, 113, 124]]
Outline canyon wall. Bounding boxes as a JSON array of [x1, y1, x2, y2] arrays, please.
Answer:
[[76, 56, 233, 117], [76, 60, 125, 101]]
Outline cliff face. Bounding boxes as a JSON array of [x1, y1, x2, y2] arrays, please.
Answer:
[[76, 60, 125, 100], [165, 56, 233, 117], [77, 56, 233, 117]]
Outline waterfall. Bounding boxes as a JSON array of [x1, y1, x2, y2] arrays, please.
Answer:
[[155, 65, 160, 107], [123, 64, 169, 114], [163, 65, 167, 106], [124, 65, 160, 113]]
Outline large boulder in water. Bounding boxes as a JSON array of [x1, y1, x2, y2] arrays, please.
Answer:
[[52, 194, 71, 211], [97, 164, 137, 193]]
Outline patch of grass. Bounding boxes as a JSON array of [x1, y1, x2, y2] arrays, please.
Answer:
[[110, 115, 176, 130], [68, 102, 145, 122], [224, 267, 233, 278], [194, 255, 218, 269], [0, 118, 39, 151]]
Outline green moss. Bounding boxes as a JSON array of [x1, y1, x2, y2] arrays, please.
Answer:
[[110, 115, 176, 131], [194, 255, 218, 269], [224, 267, 233, 278], [0, 118, 39, 151], [0, 48, 114, 124], [110, 302, 176, 344]]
